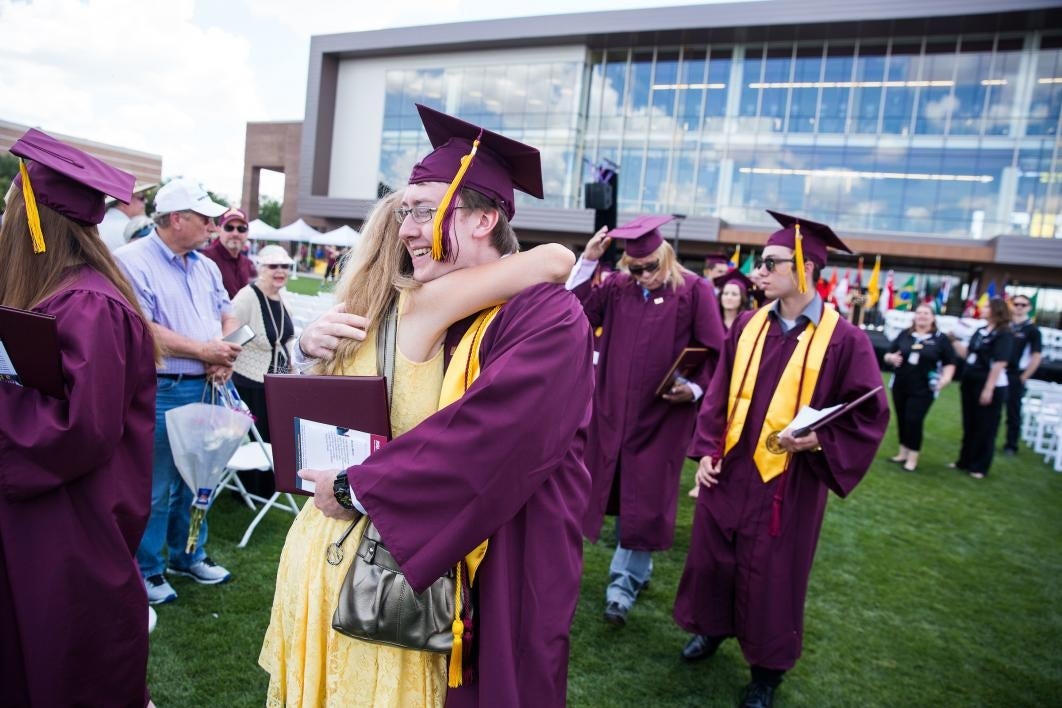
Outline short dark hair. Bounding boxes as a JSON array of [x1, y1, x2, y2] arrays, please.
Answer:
[[459, 188, 519, 255]]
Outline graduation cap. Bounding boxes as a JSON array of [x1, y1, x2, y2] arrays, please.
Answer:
[[704, 253, 730, 266], [409, 104, 543, 261], [713, 268, 755, 296], [607, 214, 675, 258], [765, 210, 852, 294], [9, 128, 135, 254]]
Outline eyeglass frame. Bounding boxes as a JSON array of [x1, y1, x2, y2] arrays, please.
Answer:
[[627, 260, 661, 276], [223, 223, 249, 233], [393, 204, 470, 225], [261, 263, 290, 270], [1012, 301, 1031, 308], [754, 256, 797, 273]]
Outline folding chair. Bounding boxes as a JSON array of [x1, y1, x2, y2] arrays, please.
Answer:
[[216, 418, 302, 548]]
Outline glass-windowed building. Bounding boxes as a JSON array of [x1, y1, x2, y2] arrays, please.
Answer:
[[289, 0, 1062, 319]]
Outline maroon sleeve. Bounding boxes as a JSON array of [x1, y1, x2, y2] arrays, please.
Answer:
[[687, 312, 749, 461], [0, 291, 155, 500], [687, 275, 725, 392], [349, 284, 595, 593], [571, 273, 614, 329]]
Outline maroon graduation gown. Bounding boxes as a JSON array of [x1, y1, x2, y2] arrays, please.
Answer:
[[574, 270, 722, 550], [673, 308, 888, 670], [0, 267, 156, 707], [348, 284, 595, 708]]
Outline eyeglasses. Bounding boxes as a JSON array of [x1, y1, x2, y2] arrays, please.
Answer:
[[224, 224, 248, 233], [1013, 302, 1031, 308], [262, 263, 288, 270], [393, 205, 468, 224], [754, 256, 796, 272], [628, 261, 660, 276]]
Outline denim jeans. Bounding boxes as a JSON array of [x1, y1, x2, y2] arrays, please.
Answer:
[[136, 375, 210, 578], [605, 518, 653, 611]]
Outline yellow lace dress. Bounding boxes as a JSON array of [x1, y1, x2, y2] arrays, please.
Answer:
[[259, 330, 446, 708]]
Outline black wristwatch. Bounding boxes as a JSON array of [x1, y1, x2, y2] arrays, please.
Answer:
[[333, 471, 355, 510]]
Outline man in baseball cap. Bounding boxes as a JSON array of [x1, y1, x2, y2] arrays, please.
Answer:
[[114, 177, 239, 604]]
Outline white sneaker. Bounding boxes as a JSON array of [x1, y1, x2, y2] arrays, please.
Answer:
[[168, 556, 232, 585], [145, 574, 177, 605], [147, 606, 158, 634]]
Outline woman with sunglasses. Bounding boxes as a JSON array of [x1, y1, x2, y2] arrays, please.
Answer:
[[229, 245, 296, 485], [568, 217, 724, 626], [203, 207, 257, 299]]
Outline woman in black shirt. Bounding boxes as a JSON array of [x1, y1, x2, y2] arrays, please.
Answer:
[[884, 304, 956, 471], [950, 297, 1013, 479]]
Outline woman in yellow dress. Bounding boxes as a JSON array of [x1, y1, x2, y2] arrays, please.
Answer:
[[259, 191, 575, 707]]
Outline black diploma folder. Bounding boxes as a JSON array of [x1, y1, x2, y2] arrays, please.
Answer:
[[264, 374, 391, 495], [0, 305, 65, 399]]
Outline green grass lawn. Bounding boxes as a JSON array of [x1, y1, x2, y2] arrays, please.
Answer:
[[147, 381, 1062, 707], [284, 275, 331, 296]]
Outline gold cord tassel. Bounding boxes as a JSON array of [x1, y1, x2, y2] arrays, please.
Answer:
[[18, 159, 46, 254], [793, 222, 807, 294], [432, 137, 481, 261], [448, 561, 465, 687]]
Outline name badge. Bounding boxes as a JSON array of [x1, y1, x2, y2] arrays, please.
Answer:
[[966, 353, 977, 365], [907, 351, 920, 365], [653, 297, 664, 305]]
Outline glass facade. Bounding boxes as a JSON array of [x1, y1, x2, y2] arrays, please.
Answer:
[[380, 60, 584, 210], [376, 30, 1062, 241]]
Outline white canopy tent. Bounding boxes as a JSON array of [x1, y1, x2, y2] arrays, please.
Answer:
[[271, 218, 321, 243], [309, 225, 359, 247], [247, 219, 277, 239]]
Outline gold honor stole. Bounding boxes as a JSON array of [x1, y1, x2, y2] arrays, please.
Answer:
[[437, 304, 501, 687], [725, 304, 840, 482]]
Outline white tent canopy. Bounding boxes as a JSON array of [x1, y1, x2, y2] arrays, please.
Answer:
[[247, 219, 277, 239], [309, 225, 359, 247], [270, 218, 321, 243]]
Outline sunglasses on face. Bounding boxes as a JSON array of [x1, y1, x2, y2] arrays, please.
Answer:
[[263, 263, 288, 270], [628, 261, 660, 276], [754, 256, 796, 272], [224, 224, 249, 233], [1013, 302, 1030, 308]]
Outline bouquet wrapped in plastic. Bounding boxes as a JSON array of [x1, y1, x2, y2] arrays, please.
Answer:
[[165, 384, 253, 553]]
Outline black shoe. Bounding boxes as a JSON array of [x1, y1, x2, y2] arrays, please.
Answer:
[[681, 634, 723, 662], [603, 601, 628, 626], [740, 681, 777, 708], [1002, 447, 1017, 457]]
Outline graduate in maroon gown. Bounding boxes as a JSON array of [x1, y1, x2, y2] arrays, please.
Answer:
[[674, 212, 889, 708], [305, 105, 595, 707], [0, 130, 157, 707], [567, 217, 722, 625]]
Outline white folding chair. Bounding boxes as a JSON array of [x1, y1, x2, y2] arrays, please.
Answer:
[[215, 420, 302, 548]]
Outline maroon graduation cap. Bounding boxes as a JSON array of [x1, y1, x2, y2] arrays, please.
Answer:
[[765, 210, 852, 293], [409, 104, 543, 261], [713, 268, 755, 296], [9, 128, 135, 253], [607, 214, 675, 258]]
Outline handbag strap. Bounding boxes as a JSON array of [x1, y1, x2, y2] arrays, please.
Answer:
[[375, 296, 398, 407]]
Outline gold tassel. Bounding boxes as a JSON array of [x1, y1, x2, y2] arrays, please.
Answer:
[[448, 561, 465, 687], [18, 159, 46, 254], [432, 137, 481, 261], [793, 222, 807, 294]]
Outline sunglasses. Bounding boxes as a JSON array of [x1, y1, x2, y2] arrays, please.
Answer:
[[1013, 302, 1030, 308], [754, 256, 796, 272], [262, 263, 289, 270], [224, 224, 249, 233], [628, 261, 660, 276]]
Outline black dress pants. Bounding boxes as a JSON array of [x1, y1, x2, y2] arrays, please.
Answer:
[[892, 388, 934, 451], [957, 376, 1006, 475], [1004, 375, 1025, 451]]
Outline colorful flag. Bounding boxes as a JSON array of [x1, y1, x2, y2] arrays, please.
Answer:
[[934, 278, 952, 313], [866, 255, 881, 308], [740, 251, 756, 275], [895, 275, 917, 311], [976, 280, 996, 315], [728, 245, 741, 270], [884, 270, 896, 310], [1030, 290, 1040, 318], [963, 278, 980, 317]]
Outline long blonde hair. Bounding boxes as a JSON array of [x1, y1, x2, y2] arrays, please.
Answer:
[[0, 185, 160, 360], [314, 191, 416, 375], [619, 240, 688, 292]]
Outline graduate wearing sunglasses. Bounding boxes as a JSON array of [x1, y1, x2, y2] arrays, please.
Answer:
[[203, 207, 257, 298], [676, 212, 889, 708], [567, 215, 724, 626]]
